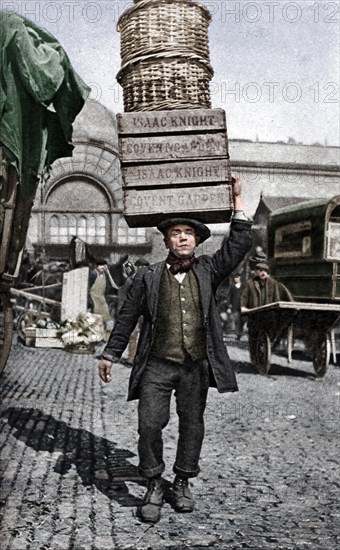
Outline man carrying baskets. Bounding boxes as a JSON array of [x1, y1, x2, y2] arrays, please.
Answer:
[[97, 176, 252, 523]]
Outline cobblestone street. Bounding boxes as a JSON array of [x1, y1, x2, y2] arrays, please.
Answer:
[[1, 336, 339, 550]]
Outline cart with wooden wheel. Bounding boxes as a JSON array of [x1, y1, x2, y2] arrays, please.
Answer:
[[0, 293, 14, 375], [10, 284, 62, 342], [0, 12, 89, 375], [0, 146, 31, 375], [246, 301, 340, 377]]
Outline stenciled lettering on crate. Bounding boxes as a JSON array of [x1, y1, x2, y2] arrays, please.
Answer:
[[123, 159, 230, 187], [117, 109, 233, 226], [117, 109, 227, 134], [120, 134, 228, 162], [124, 185, 232, 227]]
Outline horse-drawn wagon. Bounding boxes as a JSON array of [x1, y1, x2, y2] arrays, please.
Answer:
[[0, 11, 89, 373], [247, 195, 340, 377]]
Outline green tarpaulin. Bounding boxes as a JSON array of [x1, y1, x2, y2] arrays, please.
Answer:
[[0, 11, 90, 195]]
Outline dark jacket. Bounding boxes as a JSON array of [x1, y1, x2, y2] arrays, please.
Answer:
[[102, 219, 253, 400], [240, 275, 293, 310], [227, 283, 244, 312]]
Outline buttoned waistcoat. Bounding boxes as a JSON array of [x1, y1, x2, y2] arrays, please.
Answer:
[[102, 219, 253, 400], [150, 267, 206, 363]]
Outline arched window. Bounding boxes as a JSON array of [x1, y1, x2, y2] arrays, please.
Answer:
[[60, 215, 69, 244], [69, 215, 77, 238], [134, 227, 147, 244], [117, 218, 147, 244], [49, 216, 59, 244], [45, 178, 110, 245], [117, 218, 128, 243], [97, 215, 106, 245], [47, 214, 108, 244], [88, 216, 96, 243], [78, 216, 87, 240]]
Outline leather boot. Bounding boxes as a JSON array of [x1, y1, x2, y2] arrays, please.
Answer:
[[139, 477, 164, 523], [172, 476, 195, 512]]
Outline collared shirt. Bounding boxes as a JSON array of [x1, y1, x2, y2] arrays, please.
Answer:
[[166, 264, 186, 283]]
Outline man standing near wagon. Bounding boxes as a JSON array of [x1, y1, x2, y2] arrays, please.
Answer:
[[97, 176, 252, 523], [240, 261, 293, 312], [240, 261, 294, 364]]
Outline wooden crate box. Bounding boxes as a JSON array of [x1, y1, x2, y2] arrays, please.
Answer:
[[117, 108, 233, 227], [25, 327, 65, 349]]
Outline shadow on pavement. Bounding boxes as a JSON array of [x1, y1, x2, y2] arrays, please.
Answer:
[[1, 407, 173, 508], [228, 340, 317, 379], [233, 360, 315, 378], [265, 363, 316, 379]]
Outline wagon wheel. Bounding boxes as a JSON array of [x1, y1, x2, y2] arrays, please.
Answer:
[[312, 332, 330, 378], [16, 309, 46, 341], [248, 332, 257, 366], [0, 293, 14, 375], [255, 330, 272, 375]]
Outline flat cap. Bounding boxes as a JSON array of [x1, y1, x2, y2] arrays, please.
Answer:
[[255, 261, 270, 271]]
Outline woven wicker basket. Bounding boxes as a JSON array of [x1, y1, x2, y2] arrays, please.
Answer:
[[117, 0, 213, 111], [117, 53, 213, 112], [118, 0, 211, 65]]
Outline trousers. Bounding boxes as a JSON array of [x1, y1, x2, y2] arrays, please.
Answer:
[[137, 356, 210, 479]]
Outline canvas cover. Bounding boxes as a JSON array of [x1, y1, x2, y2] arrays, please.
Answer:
[[0, 11, 90, 195]]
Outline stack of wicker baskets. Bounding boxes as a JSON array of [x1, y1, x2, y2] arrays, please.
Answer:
[[117, 0, 213, 111]]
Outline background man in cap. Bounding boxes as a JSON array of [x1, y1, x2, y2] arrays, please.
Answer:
[[240, 261, 293, 312], [97, 176, 252, 523], [240, 262, 293, 365]]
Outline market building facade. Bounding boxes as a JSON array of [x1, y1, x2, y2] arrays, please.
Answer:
[[26, 100, 152, 265], [26, 100, 340, 263]]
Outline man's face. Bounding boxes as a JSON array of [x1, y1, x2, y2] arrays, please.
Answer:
[[234, 275, 241, 284], [256, 268, 269, 280], [165, 224, 199, 258], [97, 264, 107, 273]]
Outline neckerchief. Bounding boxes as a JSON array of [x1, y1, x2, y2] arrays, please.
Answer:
[[166, 252, 196, 275]]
